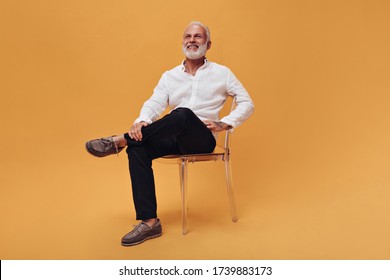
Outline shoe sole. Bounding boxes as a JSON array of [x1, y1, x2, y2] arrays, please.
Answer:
[[85, 141, 125, 157], [121, 232, 162, 247]]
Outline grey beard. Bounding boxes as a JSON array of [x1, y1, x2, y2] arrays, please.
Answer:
[[182, 44, 208, 59]]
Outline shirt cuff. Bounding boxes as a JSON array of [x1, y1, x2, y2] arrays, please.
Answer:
[[219, 117, 236, 129], [133, 117, 152, 125]]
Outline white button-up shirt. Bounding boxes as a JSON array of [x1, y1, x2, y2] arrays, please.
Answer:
[[134, 60, 254, 128]]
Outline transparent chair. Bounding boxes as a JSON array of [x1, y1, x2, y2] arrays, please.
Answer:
[[162, 97, 238, 235]]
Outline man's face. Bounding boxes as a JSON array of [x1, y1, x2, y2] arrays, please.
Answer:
[[182, 24, 210, 60]]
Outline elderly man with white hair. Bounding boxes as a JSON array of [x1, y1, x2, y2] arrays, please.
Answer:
[[86, 21, 254, 246]]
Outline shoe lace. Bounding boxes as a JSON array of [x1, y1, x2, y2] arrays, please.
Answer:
[[100, 137, 121, 156], [112, 138, 120, 156], [126, 222, 149, 238]]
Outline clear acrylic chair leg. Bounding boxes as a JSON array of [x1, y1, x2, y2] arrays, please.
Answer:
[[225, 158, 238, 222], [179, 158, 189, 234]]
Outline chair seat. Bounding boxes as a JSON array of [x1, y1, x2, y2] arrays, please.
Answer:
[[162, 145, 227, 162]]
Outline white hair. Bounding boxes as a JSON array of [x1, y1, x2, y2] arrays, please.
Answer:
[[185, 21, 211, 42]]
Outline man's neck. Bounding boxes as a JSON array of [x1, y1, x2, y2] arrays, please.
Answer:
[[184, 57, 206, 76]]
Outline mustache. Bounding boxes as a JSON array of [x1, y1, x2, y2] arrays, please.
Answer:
[[185, 43, 199, 47]]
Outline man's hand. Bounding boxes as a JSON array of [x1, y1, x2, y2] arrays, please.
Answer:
[[128, 121, 149, 141], [203, 120, 232, 132]]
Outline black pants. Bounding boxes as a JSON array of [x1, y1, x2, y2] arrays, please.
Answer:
[[123, 107, 216, 220]]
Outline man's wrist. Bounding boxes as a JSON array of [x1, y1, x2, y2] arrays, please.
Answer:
[[217, 121, 232, 130]]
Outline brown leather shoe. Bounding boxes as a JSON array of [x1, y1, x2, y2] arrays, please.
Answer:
[[121, 219, 162, 246], [85, 136, 124, 157]]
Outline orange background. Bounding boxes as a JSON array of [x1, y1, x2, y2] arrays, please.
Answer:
[[1, 0, 390, 259]]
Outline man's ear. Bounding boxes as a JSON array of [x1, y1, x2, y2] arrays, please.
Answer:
[[207, 41, 212, 50]]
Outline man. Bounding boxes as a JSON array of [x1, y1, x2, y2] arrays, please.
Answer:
[[86, 21, 254, 246]]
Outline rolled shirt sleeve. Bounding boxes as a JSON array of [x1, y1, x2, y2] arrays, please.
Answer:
[[219, 69, 254, 128], [134, 74, 169, 124]]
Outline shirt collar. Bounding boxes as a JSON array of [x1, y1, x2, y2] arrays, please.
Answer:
[[181, 58, 209, 72]]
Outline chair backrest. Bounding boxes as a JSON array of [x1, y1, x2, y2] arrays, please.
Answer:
[[219, 96, 236, 160]]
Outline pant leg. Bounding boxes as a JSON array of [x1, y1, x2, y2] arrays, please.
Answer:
[[126, 138, 179, 220], [172, 108, 216, 154], [127, 107, 216, 153], [124, 107, 216, 220]]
